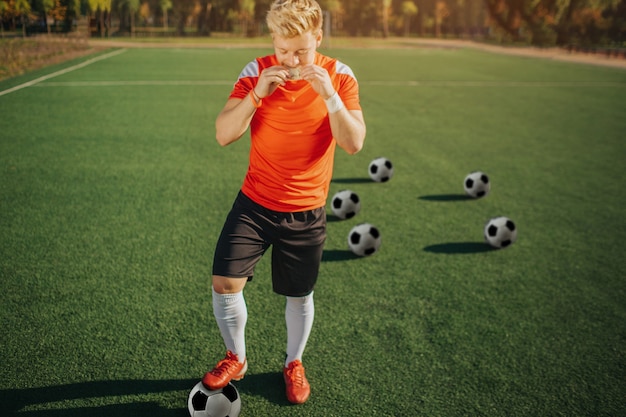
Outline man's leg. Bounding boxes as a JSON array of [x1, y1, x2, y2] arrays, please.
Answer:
[[203, 276, 248, 389]]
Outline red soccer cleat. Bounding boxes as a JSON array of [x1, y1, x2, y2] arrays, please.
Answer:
[[202, 351, 247, 390], [283, 359, 310, 404]]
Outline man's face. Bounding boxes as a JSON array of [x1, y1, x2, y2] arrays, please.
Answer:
[[272, 30, 322, 70]]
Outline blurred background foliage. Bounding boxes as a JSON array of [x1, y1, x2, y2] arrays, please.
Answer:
[[1, 0, 625, 48]]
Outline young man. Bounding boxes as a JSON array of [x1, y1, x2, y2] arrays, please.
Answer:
[[203, 0, 366, 404]]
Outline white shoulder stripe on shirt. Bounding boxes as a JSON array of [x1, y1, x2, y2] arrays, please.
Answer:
[[336, 61, 356, 79], [238, 61, 260, 79]]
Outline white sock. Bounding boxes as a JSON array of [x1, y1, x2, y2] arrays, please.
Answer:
[[285, 292, 315, 366], [212, 288, 247, 363]]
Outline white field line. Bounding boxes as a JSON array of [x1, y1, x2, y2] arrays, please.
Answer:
[[0, 49, 127, 97], [34, 80, 235, 87], [364, 80, 626, 87], [30, 80, 625, 88]]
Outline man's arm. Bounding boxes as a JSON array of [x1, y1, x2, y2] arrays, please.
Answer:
[[215, 65, 291, 147], [215, 95, 257, 147], [300, 64, 366, 155], [328, 107, 366, 155]]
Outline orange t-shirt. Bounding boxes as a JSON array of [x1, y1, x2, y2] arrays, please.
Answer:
[[229, 52, 361, 212]]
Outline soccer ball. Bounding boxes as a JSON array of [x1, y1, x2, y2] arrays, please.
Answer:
[[368, 157, 394, 182], [484, 216, 517, 248], [464, 171, 490, 198], [187, 381, 241, 417], [331, 189, 361, 220], [348, 223, 382, 256]]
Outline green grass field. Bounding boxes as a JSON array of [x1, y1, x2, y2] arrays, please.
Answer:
[[1, 43, 625, 416]]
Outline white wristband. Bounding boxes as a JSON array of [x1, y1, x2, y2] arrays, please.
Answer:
[[324, 91, 345, 114]]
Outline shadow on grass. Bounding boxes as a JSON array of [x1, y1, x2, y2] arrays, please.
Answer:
[[418, 194, 472, 202], [331, 177, 372, 184], [322, 249, 359, 261], [423, 242, 494, 254], [7, 401, 186, 417], [1, 374, 299, 416], [1, 379, 196, 417], [326, 214, 344, 222]]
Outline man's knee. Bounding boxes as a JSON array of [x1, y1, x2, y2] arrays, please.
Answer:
[[212, 275, 248, 294]]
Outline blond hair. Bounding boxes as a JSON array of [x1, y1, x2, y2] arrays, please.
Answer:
[[266, 0, 323, 38]]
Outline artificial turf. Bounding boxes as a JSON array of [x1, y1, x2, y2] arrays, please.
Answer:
[[1, 44, 625, 416]]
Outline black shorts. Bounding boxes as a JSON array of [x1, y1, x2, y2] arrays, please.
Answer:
[[212, 191, 327, 297]]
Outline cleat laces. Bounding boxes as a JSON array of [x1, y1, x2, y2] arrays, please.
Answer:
[[286, 362, 305, 386], [210, 352, 240, 377]]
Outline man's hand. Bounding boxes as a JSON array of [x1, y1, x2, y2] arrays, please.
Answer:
[[300, 64, 335, 100], [254, 66, 290, 98], [255, 64, 335, 101]]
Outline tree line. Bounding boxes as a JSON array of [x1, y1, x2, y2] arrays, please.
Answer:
[[1, 0, 624, 46]]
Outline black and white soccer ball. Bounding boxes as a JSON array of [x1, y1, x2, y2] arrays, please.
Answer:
[[188, 381, 241, 417], [484, 216, 517, 248], [464, 171, 491, 198], [348, 223, 382, 256], [331, 189, 361, 220], [368, 157, 394, 182]]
